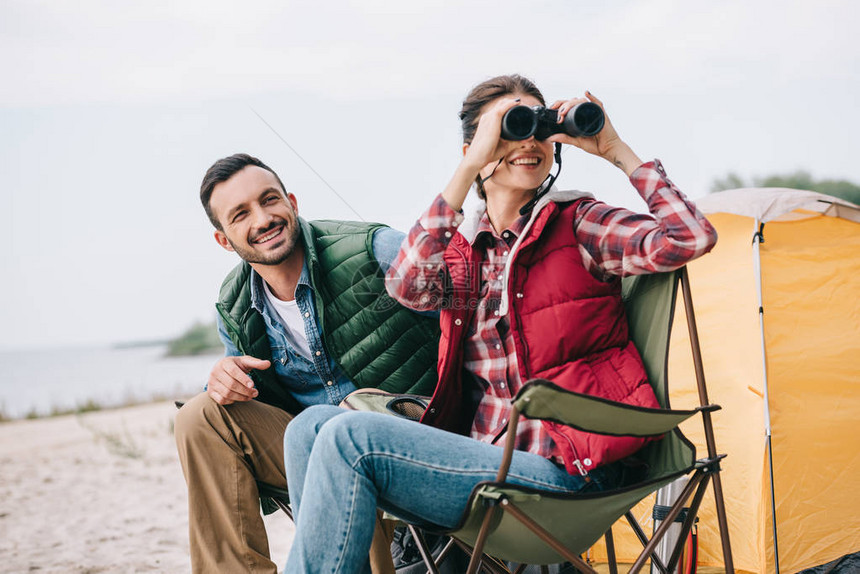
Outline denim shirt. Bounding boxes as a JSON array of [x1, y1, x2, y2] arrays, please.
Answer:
[[216, 227, 406, 408]]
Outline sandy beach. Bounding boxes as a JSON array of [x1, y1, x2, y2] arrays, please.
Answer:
[[0, 399, 294, 573]]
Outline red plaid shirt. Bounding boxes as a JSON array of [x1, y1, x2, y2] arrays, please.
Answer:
[[386, 160, 717, 460]]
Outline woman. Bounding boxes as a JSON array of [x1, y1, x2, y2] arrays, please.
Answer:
[[282, 74, 717, 573]]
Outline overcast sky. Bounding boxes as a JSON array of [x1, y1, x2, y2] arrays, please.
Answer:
[[1, 0, 857, 350]]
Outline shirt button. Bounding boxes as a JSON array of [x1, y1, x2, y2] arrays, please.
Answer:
[[494, 310, 500, 316], [304, 312, 310, 318], [499, 382, 506, 389], [426, 263, 434, 269], [420, 295, 429, 303], [503, 250, 509, 256], [501, 419, 507, 426], [326, 380, 333, 386], [444, 231, 452, 238], [503, 231, 510, 239], [315, 350, 322, 357], [454, 318, 462, 326], [584, 458, 593, 467], [516, 292, 524, 298], [494, 344, 501, 350]]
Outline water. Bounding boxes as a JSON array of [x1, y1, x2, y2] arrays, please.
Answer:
[[0, 345, 220, 418]]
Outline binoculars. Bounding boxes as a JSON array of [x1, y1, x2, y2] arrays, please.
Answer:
[[500, 102, 605, 141]]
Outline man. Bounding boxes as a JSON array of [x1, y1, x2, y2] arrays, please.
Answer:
[[174, 153, 439, 573]]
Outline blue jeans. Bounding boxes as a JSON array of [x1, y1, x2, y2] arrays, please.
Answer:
[[283, 404, 612, 574]]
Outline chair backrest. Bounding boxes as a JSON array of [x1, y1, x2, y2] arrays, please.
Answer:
[[621, 270, 677, 408], [621, 269, 696, 481], [445, 269, 702, 565]]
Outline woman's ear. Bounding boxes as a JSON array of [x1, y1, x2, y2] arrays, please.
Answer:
[[462, 142, 469, 157]]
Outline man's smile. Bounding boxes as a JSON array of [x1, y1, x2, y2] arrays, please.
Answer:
[[251, 224, 285, 245]]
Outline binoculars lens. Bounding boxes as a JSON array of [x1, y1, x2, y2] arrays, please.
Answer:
[[500, 102, 605, 141], [571, 103, 604, 137], [502, 106, 539, 140]]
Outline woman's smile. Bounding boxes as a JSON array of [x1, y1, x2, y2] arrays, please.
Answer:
[[509, 155, 542, 168]]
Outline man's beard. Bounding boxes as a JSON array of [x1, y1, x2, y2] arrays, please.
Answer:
[[228, 218, 301, 266]]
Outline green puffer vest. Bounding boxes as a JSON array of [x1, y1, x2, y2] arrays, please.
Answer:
[[215, 218, 440, 414]]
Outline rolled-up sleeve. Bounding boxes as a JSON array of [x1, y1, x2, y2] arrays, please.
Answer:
[[574, 160, 718, 278], [385, 194, 464, 311]]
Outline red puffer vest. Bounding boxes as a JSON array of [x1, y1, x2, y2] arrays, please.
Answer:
[[419, 199, 660, 475]]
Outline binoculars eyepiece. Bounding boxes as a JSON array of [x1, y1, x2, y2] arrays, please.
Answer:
[[500, 102, 605, 141]]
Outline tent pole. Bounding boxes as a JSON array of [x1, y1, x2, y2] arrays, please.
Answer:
[[753, 220, 780, 573]]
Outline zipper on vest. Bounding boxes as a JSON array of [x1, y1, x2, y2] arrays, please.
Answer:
[[561, 433, 590, 477]]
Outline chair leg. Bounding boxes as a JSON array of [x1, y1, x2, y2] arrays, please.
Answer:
[[271, 497, 293, 521], [680, 268, 735, 573], [629, 473, 704, 574], [453, 539, 511, 574], [482, 555, 513, 574], [666, 475, 710, 573], [604, 527, 618, 574], [624, 512, 668, 574], [406, 525, 441, 574], [466, 502, 499, 574], [709, 470, 735, 573], [434, 537, 458, 569]]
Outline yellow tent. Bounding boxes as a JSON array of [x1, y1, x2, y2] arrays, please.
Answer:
[[590, 188, 860, 573]]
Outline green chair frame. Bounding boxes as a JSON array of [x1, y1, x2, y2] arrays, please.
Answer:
[[409, 267, 734, 574]]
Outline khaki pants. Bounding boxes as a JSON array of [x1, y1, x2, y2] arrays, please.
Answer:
[[175, 393, 395, 574]]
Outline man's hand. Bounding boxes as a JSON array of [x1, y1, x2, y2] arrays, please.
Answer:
[[206, 356, 271, 405]]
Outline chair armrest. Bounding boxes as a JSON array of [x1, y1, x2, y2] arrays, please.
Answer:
[[512, 379, 703, 437]]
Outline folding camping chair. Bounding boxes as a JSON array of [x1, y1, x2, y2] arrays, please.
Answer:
[[407, 267, 735, 574]]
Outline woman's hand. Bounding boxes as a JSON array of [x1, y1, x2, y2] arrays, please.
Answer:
[[442, 97, 522, 211], [461, 97, 522, 171], [547, 92, 643, 176]]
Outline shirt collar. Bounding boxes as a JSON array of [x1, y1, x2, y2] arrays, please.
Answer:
[[472, 210, 531, 247], [249, 260, 313, 313]]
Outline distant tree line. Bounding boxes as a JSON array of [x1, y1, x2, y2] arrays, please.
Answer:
[[167, 321, 221, 356], [710, 170, 860, 205]]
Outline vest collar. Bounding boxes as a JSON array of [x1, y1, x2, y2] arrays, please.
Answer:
[[298, 217, 321, 282], [457, 186, 593, 317]]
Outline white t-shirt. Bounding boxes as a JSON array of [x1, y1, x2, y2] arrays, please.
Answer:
[[262, 281, 313, 360]]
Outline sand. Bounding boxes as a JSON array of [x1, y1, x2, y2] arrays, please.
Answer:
[[0, 401, 739, 574], [0, 400, 294, 573]]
